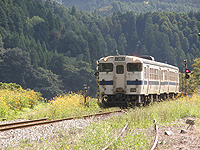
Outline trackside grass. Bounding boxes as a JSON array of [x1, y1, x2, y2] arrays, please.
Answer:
[[24, 93, 119, 120], [12, 94, 200, 149], [1, 85, 200, 149], [0, 89, 118, 120], [48, 92, 104, 119], [64, 94, 200, 150], [0, 85, 42, 120]]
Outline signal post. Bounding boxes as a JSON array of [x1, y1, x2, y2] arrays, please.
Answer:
[[183, 33, 199, 96], [183, 60, 190, 96]]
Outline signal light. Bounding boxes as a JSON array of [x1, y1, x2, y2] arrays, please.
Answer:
[[185, 68, 190, 79], [186, 74, 190, 79], [185, 69, 190, 73]]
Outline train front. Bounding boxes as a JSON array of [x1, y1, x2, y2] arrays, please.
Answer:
[[97, 55, 142, 105]]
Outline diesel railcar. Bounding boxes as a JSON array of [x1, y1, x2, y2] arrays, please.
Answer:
[[96, 55, 179, 105]]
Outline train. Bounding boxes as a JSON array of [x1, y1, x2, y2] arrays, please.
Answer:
[[95, 55, 179, 106]]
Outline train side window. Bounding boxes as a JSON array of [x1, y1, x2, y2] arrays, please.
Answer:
[[169, 71, 175, 81], [127, 63, 142, 71], [116, 65, 124, 74], [164, 70, 168, 80], [99, 63, 113, 72], [155, 69, 158, 80]]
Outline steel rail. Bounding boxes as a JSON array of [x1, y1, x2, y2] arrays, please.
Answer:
[[101, 109, 129, 150], [150, 120, 159, 150], [0, 120, 50, 131], [0, 118, 48, 128], [0, 110, 122, 132], [101, 123, 129, 150]]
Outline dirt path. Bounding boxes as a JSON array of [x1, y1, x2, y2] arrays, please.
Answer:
[[155, 117, 200, 149]]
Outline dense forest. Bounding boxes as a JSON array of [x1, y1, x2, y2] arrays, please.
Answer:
[[55, 0, 200, 16], [0, 0, 200, 98]]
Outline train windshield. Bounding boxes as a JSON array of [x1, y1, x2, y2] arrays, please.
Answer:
[[99, 63, 113, 72], [116, 65, 124, 74], [127, 63, 142, 71]]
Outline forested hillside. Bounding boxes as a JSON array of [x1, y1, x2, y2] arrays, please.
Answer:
[[54, 0, 200, 16], [0, 0, 200, 98]]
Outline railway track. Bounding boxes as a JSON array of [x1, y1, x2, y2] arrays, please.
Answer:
[[0, 110, 122, 132]]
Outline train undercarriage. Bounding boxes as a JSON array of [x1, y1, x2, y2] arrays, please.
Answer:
[[101, 93, 177, 107]]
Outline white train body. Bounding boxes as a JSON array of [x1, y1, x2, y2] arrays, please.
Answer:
[[98, 55, 179, 104]]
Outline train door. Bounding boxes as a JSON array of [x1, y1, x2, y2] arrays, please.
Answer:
[[167, 69, 169, 93], [114, 63, 126, 91], [143, 66, 146, 90], [164, 70, 167, 92], [175, 71, 178, 93], [146, 65, 150, 95], [159, 68, 161, 94]]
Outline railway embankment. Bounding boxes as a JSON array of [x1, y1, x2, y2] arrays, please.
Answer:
[[0, 111, 122, 149], [1, 94, 200, 149]]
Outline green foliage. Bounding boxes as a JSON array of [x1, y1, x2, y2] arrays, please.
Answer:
[[32, 67, 63, 100], [0, 82, 22, 90], [0, 0, 200, 99], [0, 47, 63, 99], [188, 58, 200, 93], [0, 34, 3, 48], [26, 16, 45, 30], [2, 92, 118, 120], [0, 47, 33, 88], [0, 85, 42, 118], [59, 0, 200, 17]]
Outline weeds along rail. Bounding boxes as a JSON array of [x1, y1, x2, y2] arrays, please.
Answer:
[[101, 110, 158, 150], [101, 123, 129, 150], [0, 110, 122, 132]]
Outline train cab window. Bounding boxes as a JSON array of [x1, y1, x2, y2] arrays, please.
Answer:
[[99, 63, 113, 72], [127, 63, 142, 72], [116, 65, 124, 74]]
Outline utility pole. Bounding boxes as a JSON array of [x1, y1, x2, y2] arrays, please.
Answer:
[[84, 84, 88, 104]]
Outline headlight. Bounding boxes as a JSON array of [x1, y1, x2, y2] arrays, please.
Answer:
[[132, 57, 137, 61], [130, 88, 136, 92], [103, 57, 108, 62]]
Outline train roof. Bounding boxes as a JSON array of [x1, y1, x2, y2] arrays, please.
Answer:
[[98, 55, 179, 71]]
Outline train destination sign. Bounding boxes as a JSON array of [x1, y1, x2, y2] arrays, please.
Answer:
[[115, 57, 125, 61]]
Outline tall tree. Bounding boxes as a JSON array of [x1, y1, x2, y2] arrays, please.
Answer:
[[90, 23, 107, 56], [117, 33, 127, 55], [105, 34, 117, 55], [190, 58, 200, 92], [30, 48, 39, 69], [46, 10, 55, 31], [0, 47, 33, 88], [142, 14, 155, 50], [0, 34, 3, 48], [71, 5, 78, 16]]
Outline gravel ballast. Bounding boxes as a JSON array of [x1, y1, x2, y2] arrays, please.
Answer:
[[0, 114, 119, 149]]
